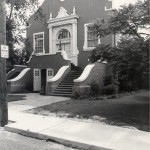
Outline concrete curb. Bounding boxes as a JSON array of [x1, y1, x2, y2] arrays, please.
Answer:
[[4, 125, 112, 150]]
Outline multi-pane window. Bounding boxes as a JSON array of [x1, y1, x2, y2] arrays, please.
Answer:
[[58, 29, 71, 39], [33, 32, 44, 53], [57, 29, 71, 51], [87, 26, 98, 47], [47, 69, 54, 81], [48, 70, 53, 76], [83, 23, 100, 51], [35, 70, 40, 76]]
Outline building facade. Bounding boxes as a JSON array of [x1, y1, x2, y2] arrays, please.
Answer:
[[7, 0, 113, 96]]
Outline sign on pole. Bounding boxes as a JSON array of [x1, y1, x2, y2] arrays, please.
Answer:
[[0, 44, 9, 58]]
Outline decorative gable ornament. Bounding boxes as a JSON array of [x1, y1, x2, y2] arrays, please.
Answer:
[[49, 12, 53, 20], [56, 7, 69, 18], [72, 6, 76, 15], [48, 6, 78, 22]]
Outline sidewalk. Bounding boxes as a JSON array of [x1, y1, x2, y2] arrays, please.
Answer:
[[5, 93, 150, 150]]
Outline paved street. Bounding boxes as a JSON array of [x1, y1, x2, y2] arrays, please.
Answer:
[[0, 127, 77, 150]]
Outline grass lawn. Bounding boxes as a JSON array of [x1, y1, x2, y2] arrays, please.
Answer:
[[27, 90, 149, 132], [7, 94, 26, 102]]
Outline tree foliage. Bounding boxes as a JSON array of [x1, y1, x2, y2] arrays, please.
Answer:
[[4, 0, 46, 71], [89, 0, 149, 91], [93, 0, 149, 39]]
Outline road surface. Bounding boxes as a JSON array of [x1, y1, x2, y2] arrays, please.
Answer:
[[0, 127, 78, 150]]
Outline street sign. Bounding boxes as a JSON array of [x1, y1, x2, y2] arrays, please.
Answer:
[[0, 44, 9, 58]]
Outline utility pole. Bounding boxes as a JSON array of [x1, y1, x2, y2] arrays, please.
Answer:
[[0, 0, 8, 126]]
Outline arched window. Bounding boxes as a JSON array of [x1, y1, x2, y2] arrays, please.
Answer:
[[58, 29, 71, 39]]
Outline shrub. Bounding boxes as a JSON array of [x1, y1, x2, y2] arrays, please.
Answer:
[[91, 82, 100, 96], [102, 75, 119, 95], [73, 92, 80, 99], [89, 37, 149, 92], [102, 84, 119, 95]]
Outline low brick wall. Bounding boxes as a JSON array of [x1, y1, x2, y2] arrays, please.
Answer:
[[27, 53, 70, 76], [46, 65, 71, 95], [73, 62, 108, 96], [7, 65, 27, 80], [7, 68, 33, 93]]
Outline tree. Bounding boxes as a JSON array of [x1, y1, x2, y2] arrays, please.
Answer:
[[89, 0, 149, 91], [5, 0, 46, 71], [93, 0, 149, 39]]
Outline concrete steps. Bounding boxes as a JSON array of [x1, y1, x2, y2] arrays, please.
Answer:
[[51, 66, 82, 97]]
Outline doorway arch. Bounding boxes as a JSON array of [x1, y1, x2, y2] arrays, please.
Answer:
[[56, 29, 71, 58], [48, 7, 79, 66]]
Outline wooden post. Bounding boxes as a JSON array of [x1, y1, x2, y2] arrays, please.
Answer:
[[0, 0, 8, 126]]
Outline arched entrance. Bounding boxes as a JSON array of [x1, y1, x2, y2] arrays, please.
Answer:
[[48, 7, 79, 66], [57, 29, 71, 58]]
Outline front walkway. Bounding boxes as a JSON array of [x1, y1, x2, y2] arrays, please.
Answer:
[[8, 93, 70, 111], [5, 93, 150, 150]]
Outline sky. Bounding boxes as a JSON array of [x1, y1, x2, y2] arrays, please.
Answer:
[[113, 0, 140, 8]]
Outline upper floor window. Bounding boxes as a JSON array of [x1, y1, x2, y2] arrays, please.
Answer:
[[57, 29, 71, 51], [58, 29, 71, 39], [33, 32, 44, 54], [83, 23, 100, 51], [87, 26, 98, 47]]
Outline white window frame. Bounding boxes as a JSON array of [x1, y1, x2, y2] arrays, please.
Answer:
[[47, 68, 54, 81], [83, 23, 101, 51], [33, 32, 45, 54], [105, 0, 113, 11]]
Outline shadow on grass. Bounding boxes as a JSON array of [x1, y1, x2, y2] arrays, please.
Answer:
[[7, 94, 26, 102]]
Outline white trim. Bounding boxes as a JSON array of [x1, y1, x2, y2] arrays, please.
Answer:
[[47, 7, 79, 66], [83, 23, 100, 51], [34, 53, 52, 56], [105, 0, 113, 11], [13, 65, 27, 67], [47, 15, 79, 26], [61, 50, 71, 61], [7, 68, 30, 82], [56, 7, 69, 18], [105, 6, 112, 11], [7, 69, 15, 77], [33, 32, 45, 54], [48, 66, 69, 82], [74, 64, 95, 82], [33, 68, 41, 91], [47, 68, 54, 81], [112, 34, 121, 46]]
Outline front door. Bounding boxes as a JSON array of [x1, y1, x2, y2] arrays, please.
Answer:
[[33, 69, 41, 91]]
